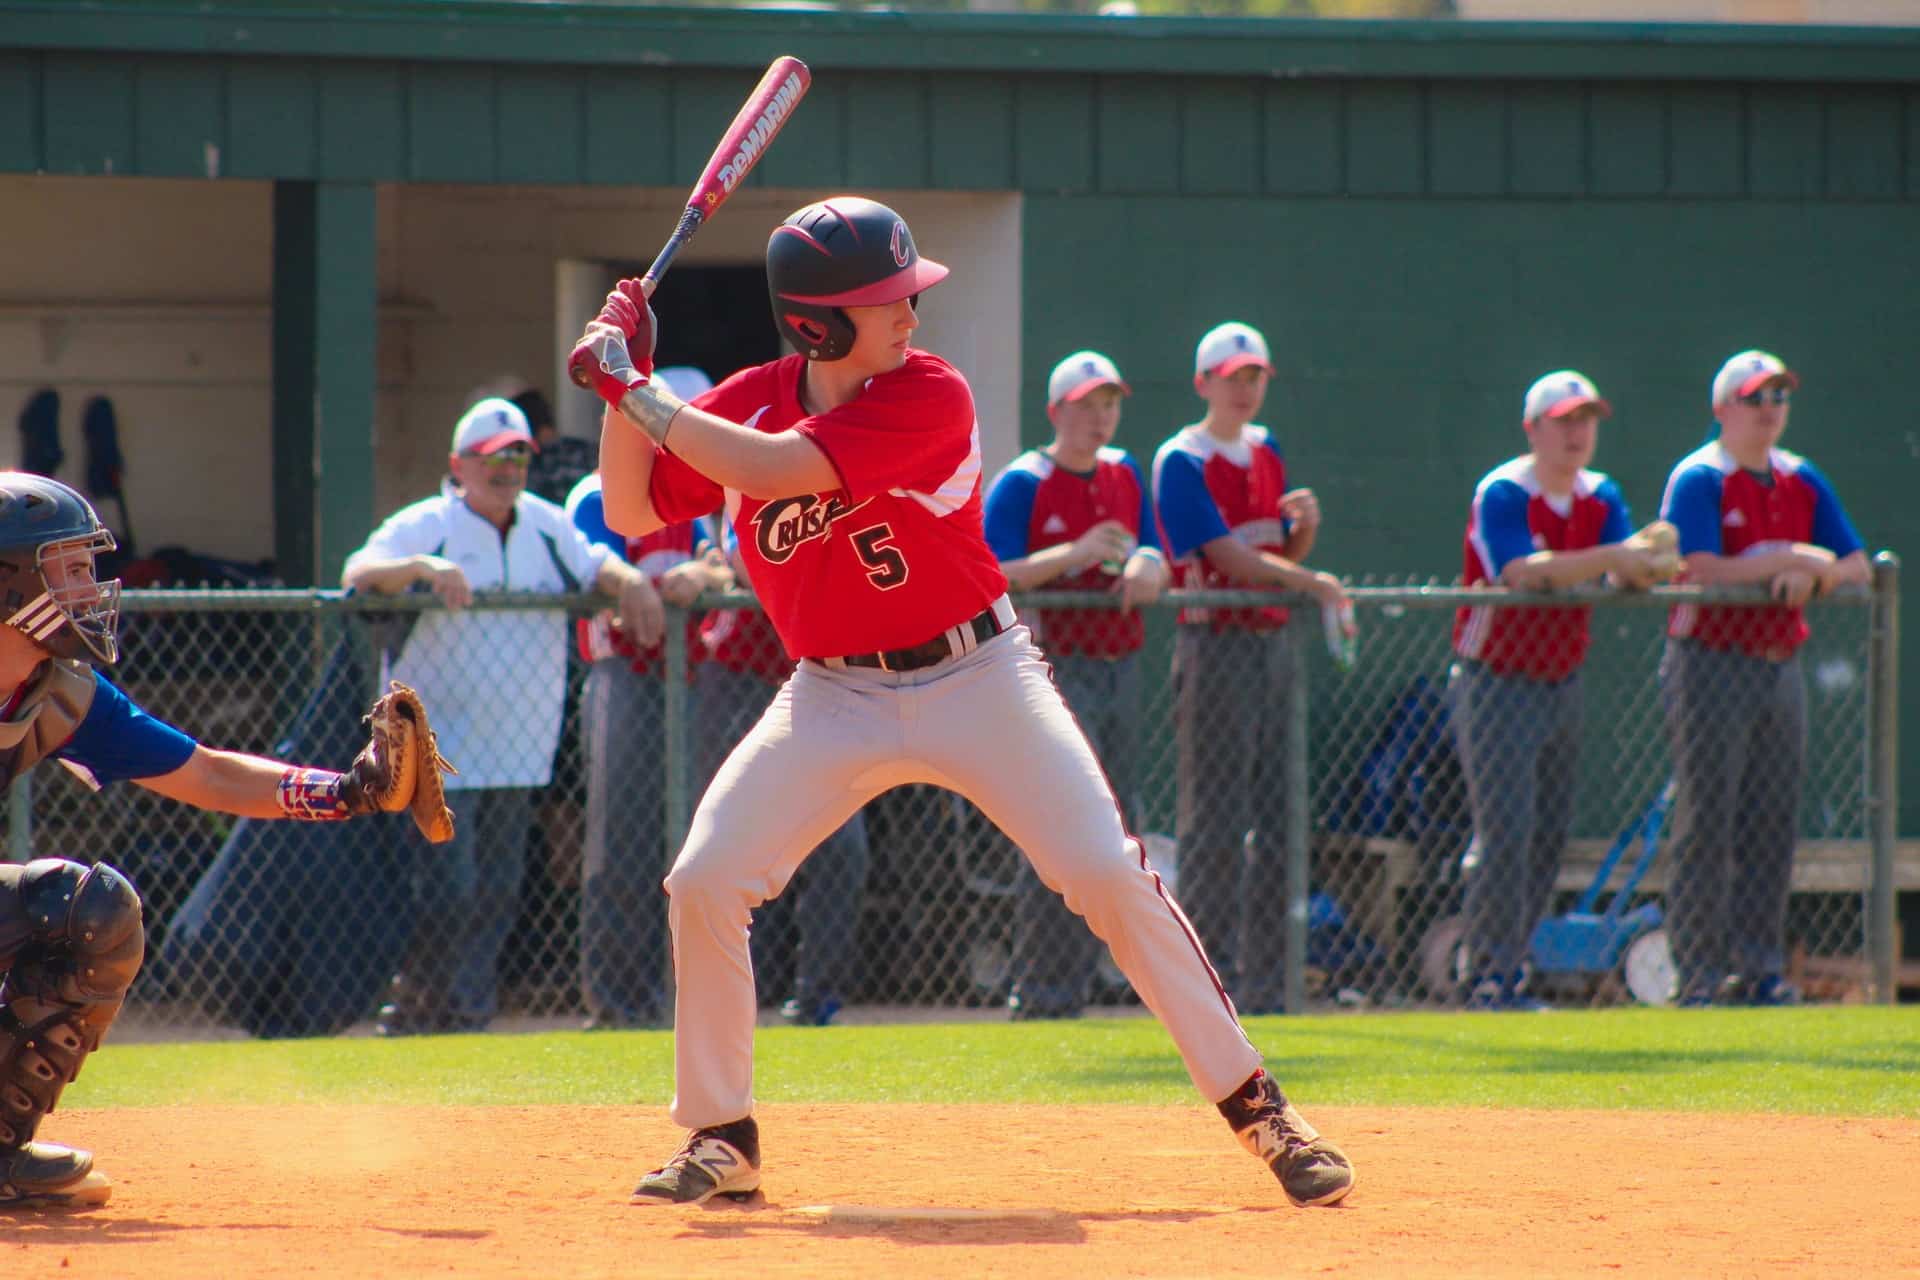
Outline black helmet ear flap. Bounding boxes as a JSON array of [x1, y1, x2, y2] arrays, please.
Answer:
[[778, 306, 854, 361]]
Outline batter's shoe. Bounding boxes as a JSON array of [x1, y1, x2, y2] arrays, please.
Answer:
[[1218, 1071, 1355, 1208], [631, 1117, 761, 1206], [0, 1142, 113, 1210]]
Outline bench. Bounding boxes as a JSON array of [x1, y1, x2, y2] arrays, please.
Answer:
[[1317, 833, 1920, 960]]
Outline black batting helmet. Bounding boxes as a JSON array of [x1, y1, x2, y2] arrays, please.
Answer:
[[766, 197, 949, 361], [0, 472, 121, 665]]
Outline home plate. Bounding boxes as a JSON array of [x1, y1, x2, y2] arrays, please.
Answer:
[[788, 1205, 1064, 1225]]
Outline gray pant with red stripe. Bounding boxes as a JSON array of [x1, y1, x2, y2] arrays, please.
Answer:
[[662, 622, 1260, 1129]]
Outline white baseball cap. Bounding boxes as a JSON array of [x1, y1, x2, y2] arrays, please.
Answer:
[[1523, 370, 1612, 423], [451, 397, 536, 455], [1047, 350, 1130, 407], [1711, 349, 1800, 407], [654, 365, 716, 402], [1194, 322, 1273, 382]]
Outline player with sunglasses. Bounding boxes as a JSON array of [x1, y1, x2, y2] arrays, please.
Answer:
[[1656, 349, 1869, 1007]]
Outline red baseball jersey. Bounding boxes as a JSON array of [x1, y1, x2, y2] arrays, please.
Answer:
[[571, 519, 703, 679], [695, 520, 793, 683], [1151, 424, 1293, 630], [1660, 442, 1863, 658], [1452, 456, 1632, 680], [981, 446, 1161, 659], [649, 349, 1008, 660]]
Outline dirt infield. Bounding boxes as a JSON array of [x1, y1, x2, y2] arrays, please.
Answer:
[[6, 1104, 1917, 1277]]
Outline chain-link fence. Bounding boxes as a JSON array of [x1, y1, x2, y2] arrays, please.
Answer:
[[3, 564, 1900, 1038]]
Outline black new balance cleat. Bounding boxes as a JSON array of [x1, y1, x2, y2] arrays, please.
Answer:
[[631, 1117, 761, 1206], [0, 1142, 112, 1210], [1218, 1071, 1355, 1208]]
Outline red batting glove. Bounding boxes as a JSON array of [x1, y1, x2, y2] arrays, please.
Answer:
[[568, 279, 659, 409]]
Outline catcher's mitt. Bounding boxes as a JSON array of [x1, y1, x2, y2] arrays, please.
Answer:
[[1620, 519, 1683, 585], [343, 681, 458, 843]]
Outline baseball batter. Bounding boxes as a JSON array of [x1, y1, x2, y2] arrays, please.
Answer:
[[569, 196, 1354, 1209], [0, 474, 449, 1208]]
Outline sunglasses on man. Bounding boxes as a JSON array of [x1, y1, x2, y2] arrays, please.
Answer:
[[463, 445, 533, 467], [1736, 386, 1792, 408]]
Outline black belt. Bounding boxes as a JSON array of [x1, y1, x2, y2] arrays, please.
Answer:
[[839, 605, 1006, 672]]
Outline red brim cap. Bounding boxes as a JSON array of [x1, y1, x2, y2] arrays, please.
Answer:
[[467, 429, 538, 455], [1205, 352, 1272, 378], [1544, 396, 1613, 420], [1061, 377, 1132, 402], [784, 257, 950, 306], [1737, 369, 1801, 397]]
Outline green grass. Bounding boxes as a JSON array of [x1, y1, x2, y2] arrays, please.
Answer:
[[71, 1007, 1920, 1116]]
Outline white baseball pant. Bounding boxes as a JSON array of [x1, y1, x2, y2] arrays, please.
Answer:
[[663, 620, 1263, 1129]]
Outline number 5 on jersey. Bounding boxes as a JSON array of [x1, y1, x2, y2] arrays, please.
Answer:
[[850, 523, 908, 589]]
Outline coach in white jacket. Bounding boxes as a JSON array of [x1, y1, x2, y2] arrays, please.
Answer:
[[343, 397, 661, 1034]]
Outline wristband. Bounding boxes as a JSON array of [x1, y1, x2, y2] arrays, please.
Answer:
[[277, 767, 352, 822]]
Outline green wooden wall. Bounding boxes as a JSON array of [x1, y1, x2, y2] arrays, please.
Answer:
[[4, 0, 1919, 823]]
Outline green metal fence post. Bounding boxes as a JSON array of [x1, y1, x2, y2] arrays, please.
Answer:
[[1867, 552, 1900, 1004]]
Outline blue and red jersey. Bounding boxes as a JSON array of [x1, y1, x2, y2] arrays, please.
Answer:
[[1659, 442, 1862, 659], [982, 446, 1161, 658], [1452, 456, 1632, 680], [567, 472, 705, 678], [1151, 424, 1293, 630], [649, 350, 1008, 660]]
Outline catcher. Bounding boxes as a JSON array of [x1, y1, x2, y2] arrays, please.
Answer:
[[1447, 372, 1679, 1010], [0, 473, 453, 1209]]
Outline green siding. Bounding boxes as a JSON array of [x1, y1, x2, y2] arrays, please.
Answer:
[[1265, 83, 1341, 196], [1748, 85, 1824, 201], [1098, 78, 1180, 196], [1666, 85, 1744, 198], [1824, 87, 1903, 202], [0, 52, 39, 172], [1588, 84, 1666, 197], [1508, 82, 1585, 197], [928, 76, 1014, 191], [318, 64, 404, 182], [1179, 79, 1260, 197], [42, 55, 134, 176], [134, 61, 220, 178], [498, 68, 583, 185], [1345, 82, 1422, 197], [228, 63, 316, 180], [409, 64, 496, 184], [1427, 83, 1505, 198], [583, 68, 673, 188], [847, 74, 928, 189], [1015, 78, 1095, 194]]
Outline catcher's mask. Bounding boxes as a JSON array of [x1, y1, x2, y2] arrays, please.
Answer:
[[0, 472, 122, 666], [766, 196, 949, 362]]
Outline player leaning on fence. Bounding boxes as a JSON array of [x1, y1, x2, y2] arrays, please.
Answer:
[[1657, 350, 1868, 1008], [982, 349, 1168, 1021], [1150, 322, 1353, 1016], [1449, 373, 1680, 1011], [570, 196, 1354, 1210], [0, 474, 453, 1209]]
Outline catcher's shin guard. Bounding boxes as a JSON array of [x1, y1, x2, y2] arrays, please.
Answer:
[[1, 859, 143, 1202]]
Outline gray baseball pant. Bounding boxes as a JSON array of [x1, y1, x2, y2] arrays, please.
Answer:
[[1173, 624, 1295, 1011], [1449, 660, 1584, 980], [578, 657, 673, 1024], [1660, 638, 1807, 992]]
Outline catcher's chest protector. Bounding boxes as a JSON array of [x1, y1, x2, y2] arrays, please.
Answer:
[[0, 660, 95, 786]]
